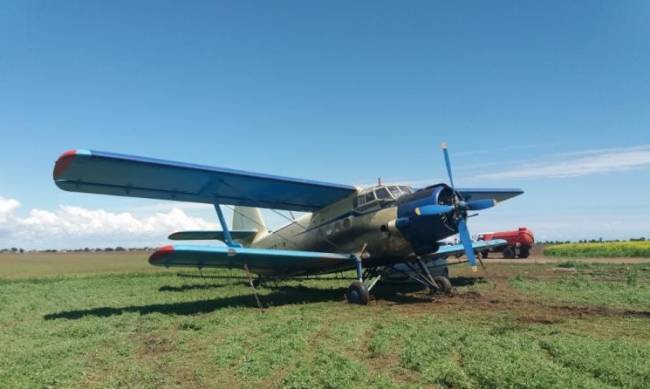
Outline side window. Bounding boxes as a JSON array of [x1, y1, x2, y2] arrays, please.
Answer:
[[357, 195, 365, 207], [364, 192, 375, 203]]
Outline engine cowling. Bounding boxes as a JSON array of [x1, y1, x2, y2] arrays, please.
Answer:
[[394, 184, 457, 255]]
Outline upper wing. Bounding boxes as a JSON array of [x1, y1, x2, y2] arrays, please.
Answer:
[[53, 150, 357, 212], [149, 245, 354, 276], [457, 188, 523, 202]]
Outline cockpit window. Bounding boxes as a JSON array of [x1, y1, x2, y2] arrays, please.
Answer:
[[388, 186, 401, 197], [355, 185, 415, 210], [374, 187, 392, 200]]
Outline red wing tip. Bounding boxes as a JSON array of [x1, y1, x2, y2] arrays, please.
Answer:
[[149, 245, 175, 263], [54, 150, 77, 178], [60, 149, 77, 158], [53, 149, 91, 179]]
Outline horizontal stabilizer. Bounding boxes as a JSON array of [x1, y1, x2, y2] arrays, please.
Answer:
[[168, 230, 258, 241], [149, 245, 354, 276]]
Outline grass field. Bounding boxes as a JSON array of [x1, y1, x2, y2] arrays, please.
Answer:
[[544, 241, 650, 258], [1, 253, 650, 388]]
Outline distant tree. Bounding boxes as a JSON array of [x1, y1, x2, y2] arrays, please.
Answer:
[[11, 247, 17, 253], [104, 247, 114, 252], [19, 248, 24, 253], [115, 246, 126, 251]]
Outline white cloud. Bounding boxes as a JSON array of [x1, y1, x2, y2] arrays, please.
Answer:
[[0, 197, 218, 249], [0, 197, 20, 222], [474, 145, 650, 180]]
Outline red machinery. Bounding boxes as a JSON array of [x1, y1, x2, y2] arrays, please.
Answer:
[[477, 227, 535, 259]]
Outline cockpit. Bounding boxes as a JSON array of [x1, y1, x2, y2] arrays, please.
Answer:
[[354, 185, 414, 210]]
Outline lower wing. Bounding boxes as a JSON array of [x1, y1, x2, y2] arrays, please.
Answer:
[[149, 245, 354, 276], [429, 239, 507, 259]]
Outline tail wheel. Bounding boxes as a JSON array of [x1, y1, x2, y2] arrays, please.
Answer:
[[434, 276, 453, 295], [346, 281, 370, 305]]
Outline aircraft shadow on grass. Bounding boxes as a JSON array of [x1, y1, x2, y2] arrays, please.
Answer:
[[158, 282, 248, 292], [43, 280, 460, 321]]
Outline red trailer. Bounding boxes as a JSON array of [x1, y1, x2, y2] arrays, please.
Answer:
[[477, 227, 535, 259]]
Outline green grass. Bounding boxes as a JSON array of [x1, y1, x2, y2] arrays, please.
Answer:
[[544, 241, 650, 258], [0, 251, 159, 279], [1, 254, 650, 388], [509, 263, 650, 310]]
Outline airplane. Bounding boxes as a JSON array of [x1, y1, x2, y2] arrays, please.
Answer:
[[52, 144, 522, 305]]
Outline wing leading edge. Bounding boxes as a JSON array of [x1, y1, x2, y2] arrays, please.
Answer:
[[53, 149, 357, 212]]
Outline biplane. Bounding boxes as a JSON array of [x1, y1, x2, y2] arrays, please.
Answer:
[[53, 145, 522, 304]]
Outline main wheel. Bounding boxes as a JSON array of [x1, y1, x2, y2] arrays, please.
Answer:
[[503, 246, 515, 259], [518, 247, 530, 259], [481, 250, 489, 259], [346, 281, 370, 305], [433, 276, 453, 295]]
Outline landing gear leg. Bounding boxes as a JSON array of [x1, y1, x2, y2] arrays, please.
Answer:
[[389, 259, 454, 296]]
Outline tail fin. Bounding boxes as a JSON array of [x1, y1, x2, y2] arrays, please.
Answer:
[[232, 206, 267, 245]]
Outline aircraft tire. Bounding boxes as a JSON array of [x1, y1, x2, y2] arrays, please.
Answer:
[[518, 247, 530, 259], [434, 276, 453, 295], [481, 250, 489, 259], [347, 281, 370, 305], [503, 246, 515, 259]]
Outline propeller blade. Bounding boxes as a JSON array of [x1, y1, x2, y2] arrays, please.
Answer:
[[440, 143, 456, 191], [457, 218, 478, 271], [466, 199, 497, 211], [415, 204, 454, 216]]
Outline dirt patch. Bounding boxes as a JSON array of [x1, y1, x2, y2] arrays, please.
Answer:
[[374, 262, 650, 322]]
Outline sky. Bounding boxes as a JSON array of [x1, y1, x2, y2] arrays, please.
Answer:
[[0, 1, 649, 249]]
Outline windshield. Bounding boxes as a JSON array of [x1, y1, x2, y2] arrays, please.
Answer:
[[374, 187, 392, 199]]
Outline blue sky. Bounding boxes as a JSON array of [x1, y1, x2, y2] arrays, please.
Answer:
[[0, 1, 649, 248]]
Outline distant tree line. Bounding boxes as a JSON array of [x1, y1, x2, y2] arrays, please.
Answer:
[[539, 237, 648, 245]]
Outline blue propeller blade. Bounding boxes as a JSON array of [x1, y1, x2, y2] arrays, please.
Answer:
[[416, 204, 454, 216], [457, 217, 477, 270], [466, 199, 497, 211], [441, 143, 456, 191]]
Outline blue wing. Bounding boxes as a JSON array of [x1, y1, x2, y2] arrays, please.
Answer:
[[149, 245, 354, 276], [53, 149, 357, 212], [431, 239, 507, 258], [457, 188, 523, 202], [168, 230, 259, 241]]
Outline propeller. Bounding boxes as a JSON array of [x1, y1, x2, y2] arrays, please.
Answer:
[[440, 143, 493, 272]]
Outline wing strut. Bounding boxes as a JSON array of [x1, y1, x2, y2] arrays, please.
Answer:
[[214, 204, 240, 248]]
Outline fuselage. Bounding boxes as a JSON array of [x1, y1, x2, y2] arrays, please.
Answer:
[[251, 183, 459, 269]]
